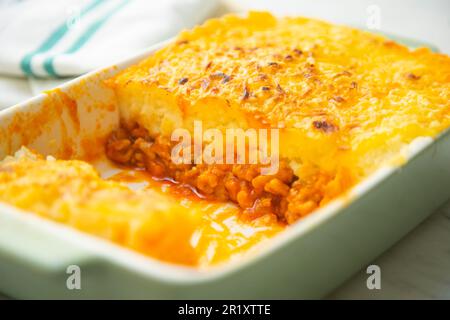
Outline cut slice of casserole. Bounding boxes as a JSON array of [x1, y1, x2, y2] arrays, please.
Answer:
[[0, 147, 283, 267], [107, 11, 450, 223]]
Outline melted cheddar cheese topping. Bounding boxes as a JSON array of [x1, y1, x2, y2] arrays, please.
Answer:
[[110, 11, 450, 222]]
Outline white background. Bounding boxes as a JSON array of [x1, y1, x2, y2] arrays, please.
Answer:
[[227, 0, 450, 53]]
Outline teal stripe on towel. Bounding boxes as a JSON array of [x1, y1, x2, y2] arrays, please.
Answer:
[[43, 0, 131, 78], [20, 0, 105, 77]]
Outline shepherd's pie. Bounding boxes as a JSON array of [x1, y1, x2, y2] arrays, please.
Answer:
[[1, 12, 449, 266]]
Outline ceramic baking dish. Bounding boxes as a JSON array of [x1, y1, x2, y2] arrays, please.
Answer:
[[0, 37, 449, 300]]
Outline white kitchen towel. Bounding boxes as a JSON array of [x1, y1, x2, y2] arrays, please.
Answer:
[[0, 0, 219, 78]]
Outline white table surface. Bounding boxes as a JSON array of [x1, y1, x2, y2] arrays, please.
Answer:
[[0, 0, 449, 299]]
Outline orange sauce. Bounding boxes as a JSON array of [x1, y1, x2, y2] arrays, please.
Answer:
[[107, 167, 285, 267]]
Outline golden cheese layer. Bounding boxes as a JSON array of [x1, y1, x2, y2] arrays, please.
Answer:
[[110, 11, 450, 181]]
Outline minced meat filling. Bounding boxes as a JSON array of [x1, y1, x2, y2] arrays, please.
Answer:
[[106, 124, 332, 223]]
